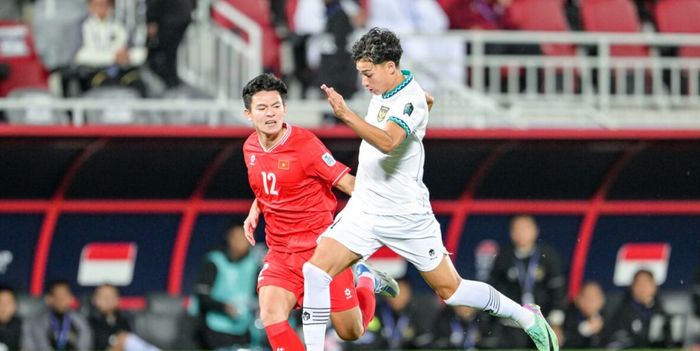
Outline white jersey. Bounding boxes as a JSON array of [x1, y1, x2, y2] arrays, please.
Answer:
[[350, 70, 432, 215]]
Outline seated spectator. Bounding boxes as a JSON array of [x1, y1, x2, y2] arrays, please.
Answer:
[[24, 280, 92, 351], [74, 0, 146, 96], [0, 286, 23, 351], [89, 284, 159, 351], [193, 224, 260, 350], [431, 305, 492, 349], [607, 269, 675, 349], [562, 281, 608, 348]]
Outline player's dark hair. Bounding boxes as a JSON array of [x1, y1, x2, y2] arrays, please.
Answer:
[[46, 279, 72, 296], [0, 285, 17, 299], [242, 73, 288, 110], [351, 27, 403, 66]]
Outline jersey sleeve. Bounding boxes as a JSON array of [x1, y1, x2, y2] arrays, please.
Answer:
[[387, 94, 427, 136], [302, 135, 350, 186]]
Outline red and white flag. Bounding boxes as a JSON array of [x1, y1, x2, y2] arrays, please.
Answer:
[[78, 242, 137, 286], [613, 242, 670, 286]]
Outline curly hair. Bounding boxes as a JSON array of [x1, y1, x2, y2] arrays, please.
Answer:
[[351, 27, 403, 66], [242, 73, 288, 109]]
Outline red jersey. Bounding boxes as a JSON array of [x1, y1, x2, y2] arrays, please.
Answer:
[[243, 124, 350, 253]]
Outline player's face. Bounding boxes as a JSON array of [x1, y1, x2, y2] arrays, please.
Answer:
[[356, 59, 396, 95], [245, 90, 287, 138]]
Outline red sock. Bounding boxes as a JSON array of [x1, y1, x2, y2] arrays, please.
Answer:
[[356, 276, 376, 333], [265, 320, 305, 351]]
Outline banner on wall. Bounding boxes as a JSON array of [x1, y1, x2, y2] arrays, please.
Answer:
[[77, 242, 137, 286], [613, 242, 670, 286]]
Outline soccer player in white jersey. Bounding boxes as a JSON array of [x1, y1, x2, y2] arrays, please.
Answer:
[[301, 27, 560, 351]]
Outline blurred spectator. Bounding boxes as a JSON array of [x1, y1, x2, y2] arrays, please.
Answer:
[[74, 0, 147, 96], [691, 266, 700, 351], [607, 269, 675, 349], [146, 0, 195, 88], [562, 281, 608, 348], [193, 224, 260, 350], [24, 280, 92, 351], [89, 284, 159, 351], [430, 305, 494, 349], [365, 0, 464, 92], [347, 279, 429, 350], [0, 286, 23, 351], [488, 214, 567, 348]]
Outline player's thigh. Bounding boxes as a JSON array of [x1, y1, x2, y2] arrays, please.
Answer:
[[378, 213, 449, 272], [419, 255, 463, 300], [316, 206, 383, 276], [258, 285, 298, 326], [329, 268, 363, 341]]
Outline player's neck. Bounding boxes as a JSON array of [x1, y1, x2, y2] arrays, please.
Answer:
[[258, 125, 288, 150], [385, 71, 406, 95]]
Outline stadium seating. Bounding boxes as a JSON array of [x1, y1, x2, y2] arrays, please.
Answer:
[[654, 0, 700, 57], [213, 0, 282, 74], [133, 293, 197, 349], [0, 22, 49, 97], [504, 0, 577, 56], [580, 0, 649, 56], [81, 86, 144, 124]]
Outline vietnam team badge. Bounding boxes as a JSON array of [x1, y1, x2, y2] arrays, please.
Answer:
[[377, 106, 390, 122]]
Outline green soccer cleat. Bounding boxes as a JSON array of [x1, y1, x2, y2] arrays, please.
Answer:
[[524, 303, 559, 351]]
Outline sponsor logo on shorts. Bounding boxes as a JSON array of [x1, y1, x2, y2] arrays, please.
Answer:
[[345, 288, 352, 299], [257, 262, 269, 281], [429, 249, 436, 259]]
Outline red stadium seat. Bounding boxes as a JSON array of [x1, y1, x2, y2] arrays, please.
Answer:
[[212, 0, 281, 74], [504, 0, 576, 56], [0, 22, 48, 97], [580, 0, 649, 56], [655, 0, 700, 57]]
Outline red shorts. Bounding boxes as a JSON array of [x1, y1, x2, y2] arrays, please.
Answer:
[[257, 248, 359, 312]]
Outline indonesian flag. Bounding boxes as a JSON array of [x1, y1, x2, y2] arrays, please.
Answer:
[[368, 246, 407, 278], [613, 242, 670, 286], [78, 242, 137, 286]]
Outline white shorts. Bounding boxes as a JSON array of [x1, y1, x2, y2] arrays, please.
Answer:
[[321, 203, 448, 272]]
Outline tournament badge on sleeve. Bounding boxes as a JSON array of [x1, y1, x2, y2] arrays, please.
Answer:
[[403, 102, 414, 117]]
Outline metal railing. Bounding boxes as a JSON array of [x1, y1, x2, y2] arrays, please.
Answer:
[[177, 0, 262, 100], [405, 30, 700, 128]]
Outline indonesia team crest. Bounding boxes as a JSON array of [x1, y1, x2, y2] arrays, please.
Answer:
[[377, 106, 390, 122]]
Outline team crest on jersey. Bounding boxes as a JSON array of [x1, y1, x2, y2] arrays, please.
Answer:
[[377, 106, 390, 122], [403, 102, 414, 117], [322, 152, 336, 167], [278, 160, 289, 170]]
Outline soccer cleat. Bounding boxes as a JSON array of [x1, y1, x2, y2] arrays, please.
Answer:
[[524, 303, 559, 351], [354, 262, 400, 298]]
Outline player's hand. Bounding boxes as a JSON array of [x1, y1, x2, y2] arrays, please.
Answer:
[[425, 91, 435, 111], [321, 84, 350, 121], [243, 211, 258, 246]]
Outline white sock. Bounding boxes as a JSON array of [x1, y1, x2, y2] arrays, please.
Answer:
[[444, 279, 535, 329], [302, 262, 333, 351]]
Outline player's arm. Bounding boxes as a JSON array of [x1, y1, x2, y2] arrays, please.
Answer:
[[322, 84, 406, 154], [243, 198, 260, 245], [334, 173, 355, 196]]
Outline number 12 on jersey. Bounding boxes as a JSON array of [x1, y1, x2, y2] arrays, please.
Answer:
[[261, 171, 279, 195]]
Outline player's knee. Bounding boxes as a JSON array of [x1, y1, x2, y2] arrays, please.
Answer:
[[335, 322, 364, 341], [259, 305, 287, 326], [436, 280, 463, 301]]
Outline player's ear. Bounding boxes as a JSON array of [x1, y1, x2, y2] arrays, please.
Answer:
[[243, 109, 252, 121]]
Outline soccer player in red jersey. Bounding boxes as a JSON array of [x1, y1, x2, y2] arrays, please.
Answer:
[[241, 73, 391, 351]]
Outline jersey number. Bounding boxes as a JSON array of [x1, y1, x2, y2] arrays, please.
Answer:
[[261, 172, 279, 195]]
